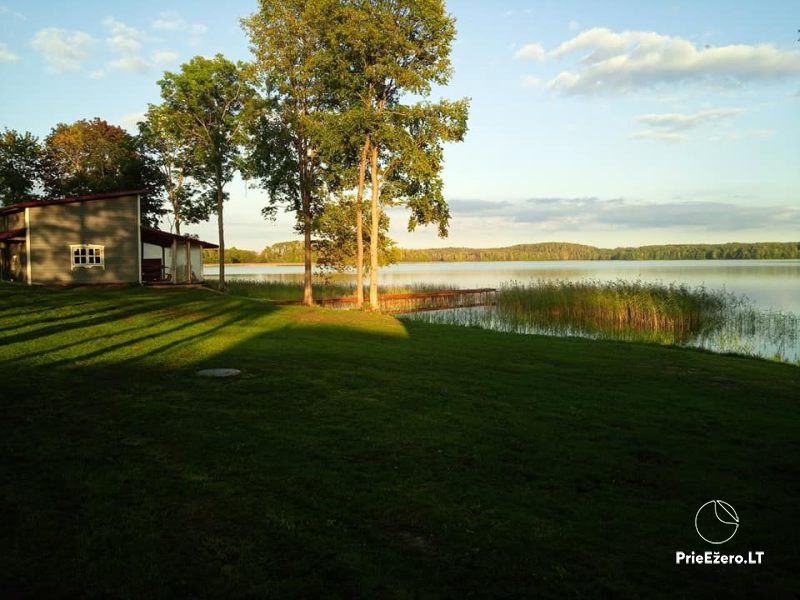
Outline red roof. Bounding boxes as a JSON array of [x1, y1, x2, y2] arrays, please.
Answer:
[[0, 190, 147, 216], [141, 226, 218, 249], [0, 228, 26, 241]]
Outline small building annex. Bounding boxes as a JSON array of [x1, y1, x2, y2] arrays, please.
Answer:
[[0, 190, 217, 285]]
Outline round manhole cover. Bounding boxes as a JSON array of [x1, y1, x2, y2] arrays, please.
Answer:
[[196, 368, 241, 378]]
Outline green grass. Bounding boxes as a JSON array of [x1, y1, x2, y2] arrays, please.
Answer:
[[208, 279, 456, 303], [1, 283, 798, 598]]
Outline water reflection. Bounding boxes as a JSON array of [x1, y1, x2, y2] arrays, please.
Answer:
[[207, 260, 800, 312], [400, 304, 799, 364]]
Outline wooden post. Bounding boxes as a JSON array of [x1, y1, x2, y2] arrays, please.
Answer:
[[171, 239, 177, 284]]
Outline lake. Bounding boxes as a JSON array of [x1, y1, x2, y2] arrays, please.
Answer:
[[205, 260, 799, 363], [206, 260, 800, 313]]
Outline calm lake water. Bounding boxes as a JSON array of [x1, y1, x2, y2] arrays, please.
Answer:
[[205, 260, 799, 363], [207, 260, 800, 312]]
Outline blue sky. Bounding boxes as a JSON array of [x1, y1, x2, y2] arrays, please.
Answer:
[[1, 0, 798, 249]]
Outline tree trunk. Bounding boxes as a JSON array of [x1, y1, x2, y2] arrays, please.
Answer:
[[302, 188, 314, 306], [368, 144, 380, 310], [354, 136, 370, 308], [216, 178, 225, 291]]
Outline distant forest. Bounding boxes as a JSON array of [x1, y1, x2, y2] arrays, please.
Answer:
[[204, 241, 800, 264]]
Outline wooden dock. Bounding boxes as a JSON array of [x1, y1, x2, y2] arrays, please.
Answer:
[[313, 288, 497, 313]]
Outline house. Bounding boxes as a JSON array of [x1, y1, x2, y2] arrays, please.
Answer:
[[0, 190, 217, 285]]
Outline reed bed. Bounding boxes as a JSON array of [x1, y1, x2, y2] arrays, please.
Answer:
[[402, 279, 799, 364], [494, 279, 732, 343]]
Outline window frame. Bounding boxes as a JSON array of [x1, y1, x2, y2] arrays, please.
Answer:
[[70, 244, 105, 270]]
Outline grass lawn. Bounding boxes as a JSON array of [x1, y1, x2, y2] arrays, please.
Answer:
[[1, 284, 798, 598]]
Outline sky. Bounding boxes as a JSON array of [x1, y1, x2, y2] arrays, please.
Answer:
[[1, 0, 798, 250]]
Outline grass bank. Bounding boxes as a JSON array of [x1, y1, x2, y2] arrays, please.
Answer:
[[208, 279, 455, 302], [1, 284, 798, 597]]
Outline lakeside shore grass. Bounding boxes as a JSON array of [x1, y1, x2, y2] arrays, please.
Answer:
[[495, 279, 732, 342], [1, 284, 798, 597], [208, 279, 456, 302], [401, 279, 798, 363]]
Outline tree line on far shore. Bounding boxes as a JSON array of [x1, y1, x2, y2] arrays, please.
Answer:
[[0, 0, 468, 307], [205, 240, 800, 264]]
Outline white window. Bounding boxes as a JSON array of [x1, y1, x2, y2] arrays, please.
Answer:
[[70, 244, 105, 269]]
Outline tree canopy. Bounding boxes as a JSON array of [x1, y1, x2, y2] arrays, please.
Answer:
[[157, 54, 257, 289], [39, 118, 164, 225], [243, 0, 337, 305], [0, 129, 42, 207], [138, 105, 207, 235]]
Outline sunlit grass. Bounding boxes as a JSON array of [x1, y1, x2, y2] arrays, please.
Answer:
[[208, 279, 457, 303]]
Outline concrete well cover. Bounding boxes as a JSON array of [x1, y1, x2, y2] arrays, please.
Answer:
[[196, 368, 241, 378]]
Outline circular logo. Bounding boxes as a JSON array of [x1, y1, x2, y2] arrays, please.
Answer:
[[695, 500, 739, 544]]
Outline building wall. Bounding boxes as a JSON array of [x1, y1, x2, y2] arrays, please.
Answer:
[[28, 195, 140, 284]]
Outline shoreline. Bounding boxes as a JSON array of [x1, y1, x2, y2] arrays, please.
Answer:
[[203, 256, 800, 268], [204, 262, 302, 267]]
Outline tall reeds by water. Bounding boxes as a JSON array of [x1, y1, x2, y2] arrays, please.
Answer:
[[402, 279, 799, 364], [494, 279, 731, 343]]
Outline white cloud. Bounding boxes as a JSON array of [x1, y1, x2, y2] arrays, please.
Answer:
[[151, 50, 178, 65], [514, 42, 545, 61], [101, 17, 157, 74], [445, 196, 800, 233], [88, 69, 105, 80], [108, 55, 150, 73], [0, 41, 19, 63], [631, 130, 686, 143], [151, 10, 207, 45], [568, 20, 580, 32], [31, 28, 96, 72], [510, 197, 800, 231], [545, 27, 800, 94], [635, 108, 744, 131], [631, 108, 744, 143], [104, 17, 148, 54]]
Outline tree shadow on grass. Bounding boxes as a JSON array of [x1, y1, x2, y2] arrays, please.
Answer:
[[2, 298, 800, 598]]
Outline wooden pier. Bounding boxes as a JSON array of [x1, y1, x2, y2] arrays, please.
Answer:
[[280, 288, 497, 313]]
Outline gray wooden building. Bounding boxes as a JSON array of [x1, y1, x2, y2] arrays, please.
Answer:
[[0, 191, 217, 285]]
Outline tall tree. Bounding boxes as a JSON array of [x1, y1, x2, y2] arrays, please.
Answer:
[[326, 0, 469, 308], [316, 193, 395, 276], [138, 105, 208, 235], [158, 55, 256, 290], [0, 129, 42, 206], [39, 118, 164, 224], [242, 0, 336, 306]]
